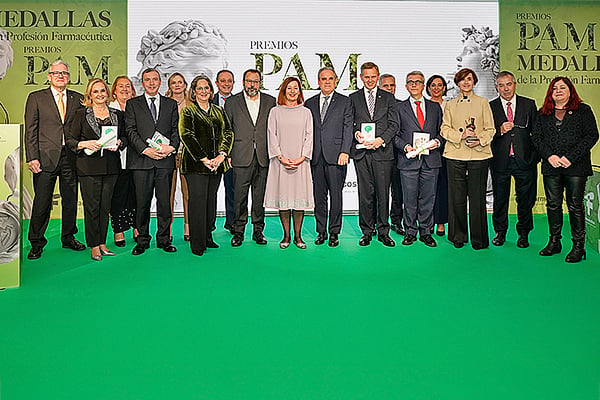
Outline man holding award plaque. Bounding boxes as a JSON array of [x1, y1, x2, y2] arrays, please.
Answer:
[[349, 62, 399, 247], [394, 71, 443, 247], [125, 68, 180, 255]]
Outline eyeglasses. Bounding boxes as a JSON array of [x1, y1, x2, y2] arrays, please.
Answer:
[[48, 71, 70, 77], [406, 80, 424, 86]]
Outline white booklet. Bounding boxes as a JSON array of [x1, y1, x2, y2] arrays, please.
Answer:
[[356, 122, 376, 149], [413, 132, 430, 155]]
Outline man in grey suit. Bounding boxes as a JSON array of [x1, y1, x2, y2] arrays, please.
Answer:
[[125, 68, 179, 255], [305, 67, 353, 247], [24, 59, 86, 259], [350, 62, 399, 247], [225, 69, 276, 247], [394, 71, 443, 247]]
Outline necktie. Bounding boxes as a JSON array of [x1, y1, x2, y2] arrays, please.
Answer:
[[415, 100, 425, 129], [58, 92, 66, 123], [321, 96, 329, 122], [507, 101, 514, 156], [367, 90, 375, 119], [150, 97, 157, 122]]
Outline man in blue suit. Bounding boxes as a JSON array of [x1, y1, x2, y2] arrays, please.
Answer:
[[394, 71, 443, 247], [305, 67, 353, 247]]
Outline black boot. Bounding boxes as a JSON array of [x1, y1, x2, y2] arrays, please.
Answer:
[[565, 240, 586, 263], [539, 236, 562, 256]]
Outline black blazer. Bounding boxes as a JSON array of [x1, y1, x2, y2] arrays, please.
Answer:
[[305, 91, 353, 165], [394, 98, 443, 171], [225, 91, 276, 168], [349, 88, 399, 161], [67, 107, 124, 176], [532, 103, 599, 177], [24, 87, 84, 171], [489, 95, 539, 171], [124, 94, 180, 170]]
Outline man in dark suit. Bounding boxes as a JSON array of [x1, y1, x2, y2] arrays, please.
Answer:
[[213, 69, 235, 233], [489, 70, 539, 248], [225, 69, 276, 247], [350, 62, 399, 247], [394, 71, 443, 247], [125, 68, 179, 255], [24, 59, 86, 259], [305, 67, 353, 247], [378, 73, 405, 236]]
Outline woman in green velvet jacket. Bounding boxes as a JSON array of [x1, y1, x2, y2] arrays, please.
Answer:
[[179, 75, 233, 256]]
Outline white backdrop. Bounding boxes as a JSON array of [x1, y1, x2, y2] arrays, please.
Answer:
[[128, 0, 499, 213]]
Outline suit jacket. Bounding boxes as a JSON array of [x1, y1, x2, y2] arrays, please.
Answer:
[[225, 91, 276, 168], [66, 107, 125, 176], [394, 98, 443, 171], [489, 95, 539, 171], [25, 87, 84, 171], [305, 91, 353, 165], [125, 94, 180, 170], [532, 103, 599, 177], [349, 88, 399, 161]]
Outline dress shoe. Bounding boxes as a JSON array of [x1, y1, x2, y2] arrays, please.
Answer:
[[390, 224, 405, 235], [516, 234, 529, 248], [453, 242, 464, 248], [472, 244, 489, 250], [27, 247, 43, 260], [539, 237, 561, 256], [159, 244, 177, 253], [252, 232, 267, 245], [231, 235, 243, 247], [91, 254, 102, 261], [206, 239, 219, 249], [132, 245, 146, 255], [192, 249, 204, 256], [492, 231, 506, 246], [378, 234, 395, 247], [402, 234, 417, 246], [314, 232, 327, 245], [114, 240, 126, 247], [359, 234, 372, 246], [294, 237, 307, 249], [328, 233, 339, 247], [419, 234, 437, 247], [280, 237, 291, 249], [62, 238, 86, 251], [184, 235, 190, 242], [100, 248, 116, 256]]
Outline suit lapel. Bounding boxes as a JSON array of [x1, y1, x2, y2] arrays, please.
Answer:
[[44, 88, 63, 124]]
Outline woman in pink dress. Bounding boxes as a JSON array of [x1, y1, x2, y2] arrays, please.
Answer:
[[264, 77, 314, 249]]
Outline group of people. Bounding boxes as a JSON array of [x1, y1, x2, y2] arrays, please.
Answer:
[[24, 59, 598, 263]]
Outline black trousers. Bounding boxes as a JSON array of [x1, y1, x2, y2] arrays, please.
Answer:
[[446, 158, 490, 248], [186, 173, 221, 253], [132, 168, 174, 248], [28, 146, 79, 248], [433, 158, 449, 225], [232, 154, 268, 235], [354, 153, 394, 235], [491, 159, 537, 235], [223, 168, 235, 228], [311, 156, 347, 235], [80, 174, 118, 247], [543, 174, 587, 242]]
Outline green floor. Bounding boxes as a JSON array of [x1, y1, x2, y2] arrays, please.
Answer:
[[1, 216, 599, 400]]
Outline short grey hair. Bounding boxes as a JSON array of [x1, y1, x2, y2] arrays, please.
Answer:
[[405, 70, 424, 82], [49, 59, 70, 72]]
